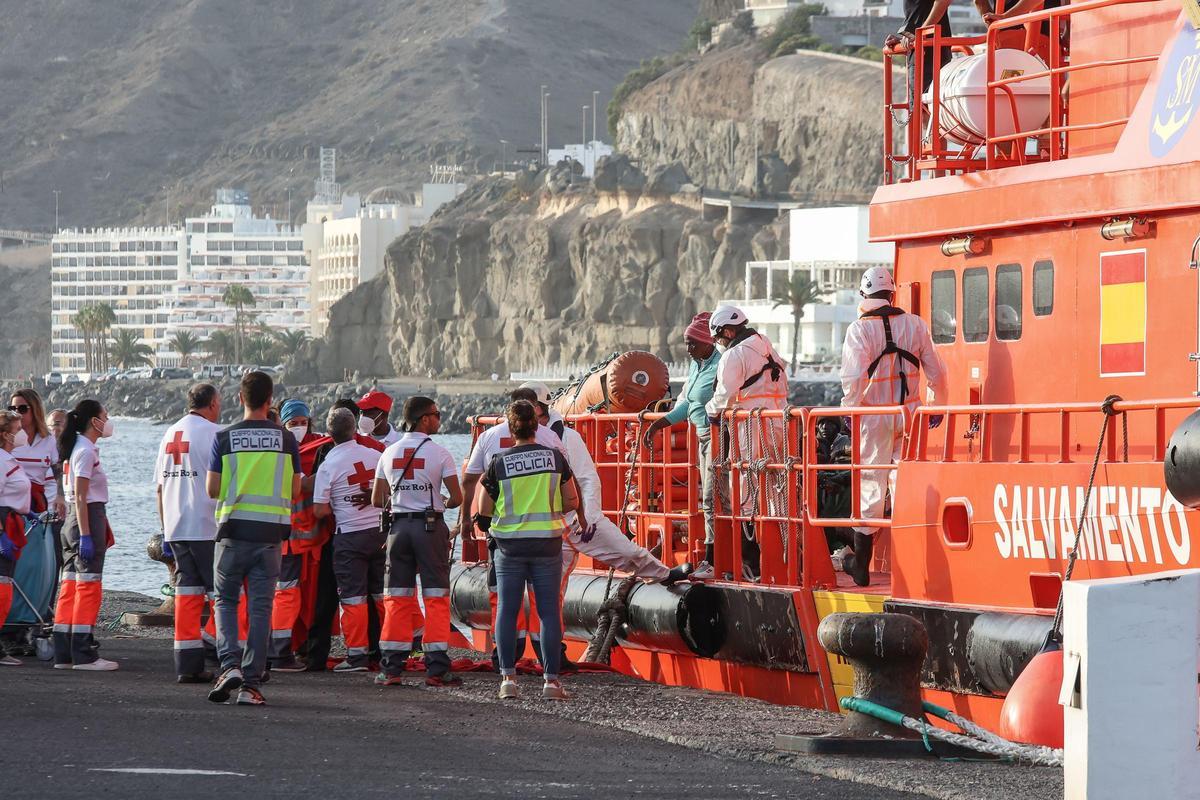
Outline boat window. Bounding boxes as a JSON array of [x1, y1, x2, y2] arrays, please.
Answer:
[[995, 263, 1022, 341], [931, 270, 956, 344], [1033, 259, 1054, 316], [963, 267, 989, 343]]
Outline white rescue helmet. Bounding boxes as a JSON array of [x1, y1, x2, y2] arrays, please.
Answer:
[[708, 304, 747, 337], [519, 380, 553, 406], [859, 267, 896, 297]]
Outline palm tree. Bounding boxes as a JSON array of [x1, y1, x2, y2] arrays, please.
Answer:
[[91, 302, 117, 372], [108, 328, 154, 368], [273, 329, 310, 355], [772, 272, 828, 374], [221, 285, 256, 364], [167, 330, 201, 368], [205, 331, 236, 363], [72, 306, 96, 372]]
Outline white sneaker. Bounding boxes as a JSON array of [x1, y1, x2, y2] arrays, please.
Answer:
[[333, 660, 368, 673], [498, 678, 519, 699], [53, 662, 73, 670], [831, 546, 852, 570], [0, 654, 22, 666], [542, 679, 570, 701], [689, 561, 714, 581], [72, 657, 118, 671]]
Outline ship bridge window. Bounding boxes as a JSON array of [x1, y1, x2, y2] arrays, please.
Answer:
[[931, 270, 956, 344], [1033, 259, 1054, 316], [963, 267, 989, 343], [995, 264, 1022, 341]]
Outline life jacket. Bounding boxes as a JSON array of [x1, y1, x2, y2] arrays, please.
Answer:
[[860, 305, 921, 405], [286, 433, 332, 556]]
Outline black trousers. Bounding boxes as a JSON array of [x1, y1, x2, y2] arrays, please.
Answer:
[[303, 537, 380, 668]]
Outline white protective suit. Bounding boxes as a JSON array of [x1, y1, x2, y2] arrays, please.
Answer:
[[840, 298, 949, 535], [704, 330, 790, 516], [547, 411, 670, 581]]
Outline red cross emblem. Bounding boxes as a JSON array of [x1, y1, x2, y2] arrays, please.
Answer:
[[499, 437, 514, 448], [393, 449, 425, 479], [348, 461, 375, 491], [165, 430, 190, 466]]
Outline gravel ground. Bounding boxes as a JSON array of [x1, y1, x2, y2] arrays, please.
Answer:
[[93, 591, 1062, 800]]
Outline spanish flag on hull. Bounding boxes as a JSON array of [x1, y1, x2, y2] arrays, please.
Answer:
[[1099, 249, 1147, 377]]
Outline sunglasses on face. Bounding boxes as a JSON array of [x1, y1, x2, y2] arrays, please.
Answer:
[[7, 405, 30, 414]]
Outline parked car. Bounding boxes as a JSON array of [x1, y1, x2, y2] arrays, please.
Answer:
[[193, 364, 234, 381], [153, 367, 192, 380], [63, 374, 82, 385], [43, 372, 64, 386]]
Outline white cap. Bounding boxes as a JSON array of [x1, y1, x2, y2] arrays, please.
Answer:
[[518, 380, 553, 405], [709, 304, 747, 336], [859, 267, 896, 297]]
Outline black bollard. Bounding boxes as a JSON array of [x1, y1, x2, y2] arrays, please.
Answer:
[[124, 533, 177, 627], [777, 611, 940, 757]]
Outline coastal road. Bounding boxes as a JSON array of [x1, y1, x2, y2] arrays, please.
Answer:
[[1, 638, 923, 800]]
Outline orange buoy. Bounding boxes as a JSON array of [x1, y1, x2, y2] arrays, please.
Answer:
[[552, 351, 670, 415], [997, 647, 1064, 748]]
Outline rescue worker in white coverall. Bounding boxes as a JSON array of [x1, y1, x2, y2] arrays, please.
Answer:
[[704, 305, 789, 581], [839, 267, 948, 586]]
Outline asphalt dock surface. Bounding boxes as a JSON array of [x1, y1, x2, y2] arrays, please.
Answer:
[[5, 639, 915, 800], [1, 594, 1063, 800]]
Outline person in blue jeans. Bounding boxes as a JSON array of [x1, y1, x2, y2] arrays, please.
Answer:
[[204, 371, 301, 707], [475, 400, 579, 701]]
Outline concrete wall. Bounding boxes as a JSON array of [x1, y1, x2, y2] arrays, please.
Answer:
[[811, 14, 905, 49]]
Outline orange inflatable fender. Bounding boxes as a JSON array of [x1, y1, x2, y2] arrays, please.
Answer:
[[997, 647, 1064, 748], [553, 351, 670, 415]]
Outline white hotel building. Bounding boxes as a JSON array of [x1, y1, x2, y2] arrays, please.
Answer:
[[50, 189, 308, 372], [50, 228, 185, 373]]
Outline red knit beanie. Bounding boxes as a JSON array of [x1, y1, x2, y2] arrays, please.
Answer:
[[685, 312, 713, 345]]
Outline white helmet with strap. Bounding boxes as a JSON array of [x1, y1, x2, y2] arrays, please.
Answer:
[[518, 380, 553, 406], [708, 304, 747, 337], [859, 267, 896, 297]]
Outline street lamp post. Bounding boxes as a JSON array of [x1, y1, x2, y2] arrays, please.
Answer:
[[592, 90, 599, 143], [540, 85, 548, 166], [581, 105, 590, 176], [52, 190, 60, 232]]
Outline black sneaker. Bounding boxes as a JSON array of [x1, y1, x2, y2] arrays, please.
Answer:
[[208, 668, 243, 703], [271, 656, 306, 673], [177, 671, 214, 685], [235, 687, 266, 706], [661, 563, 692, 586]]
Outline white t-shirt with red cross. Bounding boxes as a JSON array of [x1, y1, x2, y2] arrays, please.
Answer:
[[155, 413, 221, 542], [464, 421, 562, 476], [0, 449, 32, 515], [376, 432, 458, 513], [313, 439, 382, 534], [12, 433, 57, 489], [64, 437, 107, 505]]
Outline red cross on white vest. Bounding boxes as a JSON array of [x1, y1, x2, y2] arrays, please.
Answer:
[[166, 430, 189, 466], [348, 461, 375, 491], [393, 450, 425, 479]]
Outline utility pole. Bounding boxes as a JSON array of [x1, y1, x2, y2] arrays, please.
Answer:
[[540, 85, 548, 166], [52, 190, 60, 232]]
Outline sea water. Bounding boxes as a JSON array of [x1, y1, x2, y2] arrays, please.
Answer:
[[99, 417, 472, 596]]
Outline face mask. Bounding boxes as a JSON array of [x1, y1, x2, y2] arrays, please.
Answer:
[[98, 418, 115, 438], [11, 429, 28, 449], [357, 415, 376, 436], [286, 423, 307, 439]]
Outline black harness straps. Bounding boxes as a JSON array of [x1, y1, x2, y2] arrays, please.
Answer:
[[861, 305, 921, 404]]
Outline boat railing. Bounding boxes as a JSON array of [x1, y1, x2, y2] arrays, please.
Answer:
[[883, 0, 1160, 183], [908, 397, 1200, 464]]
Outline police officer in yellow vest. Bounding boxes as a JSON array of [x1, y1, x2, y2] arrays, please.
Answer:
[[475, 400, 579, 701], [205, 371, 302, 707]]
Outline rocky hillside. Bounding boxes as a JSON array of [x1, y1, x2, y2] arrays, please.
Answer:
[[292, 159, 788, 382], [0, 246, 52, 378], [615, 45, 887, 200], [0, 0, 698, 229]]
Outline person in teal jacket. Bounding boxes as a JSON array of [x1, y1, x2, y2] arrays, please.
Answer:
[[642, 312, 728, 580]]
